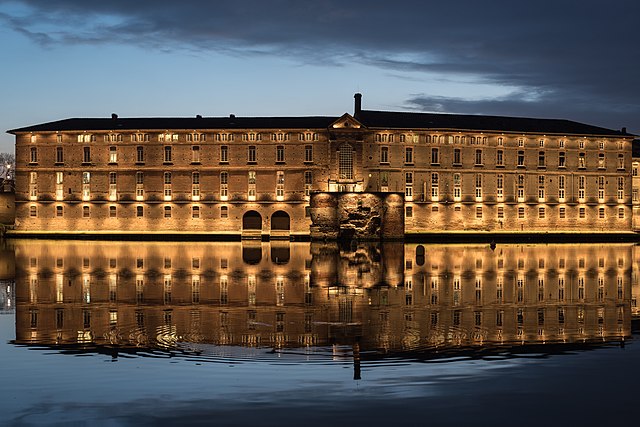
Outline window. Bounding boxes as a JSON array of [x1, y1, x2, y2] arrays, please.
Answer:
[[599, 207, 605, 219], [78, 134, 96, 143], [579, 139, 585, 149], [164, 172, 172, 200], [82, 172, 90, 200], [131, 133, 149, 142], [453, 173, 461, 201], [217, 133, 233, 142], [339, 144, 353, 180], [380, 146, 389, 163], [618, 154, 625, 170], [598, 153, 605, 169], [538, 151, 545, 167], [30, 147, 38, 163], [517, 151, 525, 167], [431, 148, 439, 165], [55, 146, 64, 164], [56, 205, 63, 217], [559, 207, 566, 219], [405, 172, 413, 199], [518, 138, 524, 147], [109, 172, 117, 201], [219, 145, 228, 163], [497, 137, 504, 146], [248, 145, 256, 163], [558, 152, 565, 168], [192, 172, 200, 200], [109, 146, 117, 163], [305, 145, 313, 163], [136, 206, 144, 217], [83, 147, 91, 163], [83, 205, 90, 218], [539, 207, 545, 219], [164, 206, 172, 218], [427, 172, 438, 201], [578, 176, 585, 200], [559, 139, 565, 148], [109, 205, 117, 218], [220, 171, 228, 200], [29, 205, 37, 217], [475, 174, 482, 200], [538, 175, 545, 200], [276, 171, 285, 200], [164, 146, 172, 163], [159, 133, 178, 142], [55, 172, 63, 200], [497, 174, 504, 199], [517, 174, 525, 201], [598, 176, 605, 201], [405, 147, 413, 164], [518, 207, 525, 219], [453, 148, 461, 165], [192, 205, 200, 219], [579, 207, 586, 219], [192, 146, 200, 163], [136, 146, 144, 163], [497, 206, 504, 219], [136, 172, 144, 200], [406, 206, 413, 217], [558, 175, 565, 201], [619, 207, 625, 219], [29, 172, 37, 200], [496, 150, 504, 166], [474, 149, 483, 166], [248, 171, 256, 200], [220, 205, 228, 218], [578, 152, 586, 169], [187, 133, 205, 142], [476, 206, 482, 219], [304, 171, 313, 198], [618, 177, 625, 200], [276, 145, 285, 163]]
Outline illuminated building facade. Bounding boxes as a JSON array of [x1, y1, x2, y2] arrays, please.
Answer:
[[8, 94, 635, 238]]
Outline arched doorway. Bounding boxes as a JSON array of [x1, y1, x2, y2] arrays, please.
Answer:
[[242, 211, 262, 231], [271, 211, 290, 231]]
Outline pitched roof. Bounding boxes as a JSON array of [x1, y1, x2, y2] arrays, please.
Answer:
[[7, 116, 339, 133], [355, 110, 629, 137]]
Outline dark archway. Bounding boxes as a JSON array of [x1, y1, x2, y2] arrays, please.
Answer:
[[271, 210, 290, 231], [243, 210, 262, 230], [242, 245, 262, 265]]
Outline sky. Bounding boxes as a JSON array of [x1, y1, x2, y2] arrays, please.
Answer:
[[0, 0, 638, 153]]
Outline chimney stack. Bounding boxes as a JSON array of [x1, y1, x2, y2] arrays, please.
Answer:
[[354, 93, 362, 115], [111, 113, 118, 120]]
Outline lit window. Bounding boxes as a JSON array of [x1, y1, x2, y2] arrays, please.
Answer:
[[192, 172, 200, 200], [136, 172, 144, 200], [164, 146, 172, 163], [30, 147, 38, 163], [109, 206, 117, 218], [475, 174, 482, 200], [109, 146, 117, 163], [220, 145, 228, 163], [164, 172, 172, 201], [192, 146, 200, 163], [339, 144, 353, 180], [220, 171, 228, 200], [578, 152, 586, 169], [517, 151, 525, 167], [276, 171, 285, 201], [109, 172, 117, 201], [82, 172, 91, 201], [164, 206, 172, 218], [29, 205, 37, 217], [192, 205, 200, 219], [220, 205, 228, 218]]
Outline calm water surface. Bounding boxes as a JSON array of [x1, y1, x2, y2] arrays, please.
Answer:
[[0, 240, 638, 426]]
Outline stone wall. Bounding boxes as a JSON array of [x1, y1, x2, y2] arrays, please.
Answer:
[[310, 192, 404, 240]]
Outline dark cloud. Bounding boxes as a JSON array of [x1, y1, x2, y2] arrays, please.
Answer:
[[1, 0, 638, 132]]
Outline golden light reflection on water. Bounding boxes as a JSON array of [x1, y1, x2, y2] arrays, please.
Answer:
[[9, 240, 639, 355]]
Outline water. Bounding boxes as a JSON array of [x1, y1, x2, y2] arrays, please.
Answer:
[[0, 240, 638, 426]]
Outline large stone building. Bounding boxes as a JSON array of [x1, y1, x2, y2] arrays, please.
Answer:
[[7, 94, 635, 239]]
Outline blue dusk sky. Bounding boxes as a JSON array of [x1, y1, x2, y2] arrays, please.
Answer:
[[0, 0, 638, 153]]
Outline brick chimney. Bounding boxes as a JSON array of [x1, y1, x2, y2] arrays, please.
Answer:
[[354, 93, 362, 115]]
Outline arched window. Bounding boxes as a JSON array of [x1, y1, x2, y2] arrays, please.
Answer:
[[339, 144, 353, 180]]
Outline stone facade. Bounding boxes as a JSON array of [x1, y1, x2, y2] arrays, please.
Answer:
[[7, 94, 635, 238]]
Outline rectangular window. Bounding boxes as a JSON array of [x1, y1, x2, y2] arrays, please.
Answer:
[[497, 174, 504, 199], [136, 206, 144, 217], [304, 171, 313, 198], [431, 148, 439, 165], [220, 145, 228, 163], [453, 173, 461, 201], [109, 205, 117, 218], [598, 176, 605, 201], [56, 205, 63, 217], [539, 207, 545, 219], [164, 206, 172, 218], [559, 207, 566, 219], [109, 146, 117, 164], [276, 171, 285, 200], [475, 174, 482, 200], [453, 148, 461, 165], [538, 151, 545, 167], [476, 206, 482, 219], [56, 146, 64, 164], [248, 146, 256, 163], [305, 145, 313, 163], [405, 206, 413, 217], [496, 150, 504, 166], [405, 172, 413, 200], [405, 147, 413, 164], [599, 207, 605, 219], [164, 172, 172, 200], [192, 146, 200, 163], [517, 151, 525, 167], [618, 177, 625, 200], [29, 205, 37, 217], [578, 152, 586, 169], [192, 205, 200, 219], [220, 205, 228, 218], [192, 172, 200, 200], [136, 172, 144, 200], [618, 154, 625, 170], [380, 146, 389, 163], [558, 152, 565, 168], [164, 146, 172, 163], [518, 207, 525, 219], [55, 172, 63, 200], [578, 176, 586, 200], [136, 146, 144, 163], [220, 171, 228, 200], [83, 205, 90, 218], [83, 147, 91, 164], [82, 172, 90, 201], [29, 172, 37, 200], [431, 173, 439, 200], [475, 149, 483, 166], [248, 171, 257, 200], [109, 172, 117, 201], [276, 145, 285, 163], [538, 175, 545, 201], [619, 207, 625, 219], [579, 207, 586, 219], [497, 206, 504, 219]]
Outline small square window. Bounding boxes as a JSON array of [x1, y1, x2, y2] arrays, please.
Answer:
[[109, 206, 117, 218]]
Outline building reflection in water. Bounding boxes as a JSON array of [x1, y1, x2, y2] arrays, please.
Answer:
[[11, 240, 637, 363]]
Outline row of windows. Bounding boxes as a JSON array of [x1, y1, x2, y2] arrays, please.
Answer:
[[30, 170, 313, 202], [30, 144, 315, 165], [29, 132, 321, 144], [374, 133, 625, 150], [404, 205, 627, 220], [379, 147, 625, 170]]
